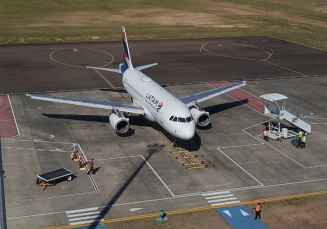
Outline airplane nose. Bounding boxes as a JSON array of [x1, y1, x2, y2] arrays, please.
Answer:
[[178, 122, 195, 140]]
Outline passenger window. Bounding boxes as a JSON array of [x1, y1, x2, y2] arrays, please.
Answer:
[[186, 116, 192, 122], [169, 116, 174, 121], [178, 117, 186, 123], [173, 117, 177, 122]]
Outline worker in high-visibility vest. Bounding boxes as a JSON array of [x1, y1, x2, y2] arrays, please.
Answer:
[[254, 202, 262, 220], [301, 135, 306, 148], [263, 129, 268, 142], [70, 152, 76, 160], [296, 131, 303, 148], [78, 154, 83, 168]]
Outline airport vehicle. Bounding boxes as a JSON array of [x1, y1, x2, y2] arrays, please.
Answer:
[[36, 168, 73, 191], [27, 27, 246, 140]]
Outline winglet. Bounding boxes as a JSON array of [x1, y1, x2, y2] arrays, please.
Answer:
[[122, 26, 133, 69]]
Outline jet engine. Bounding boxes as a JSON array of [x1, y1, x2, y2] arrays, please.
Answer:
[[109, 109, 130, 134], [190, 105, 210, 127]]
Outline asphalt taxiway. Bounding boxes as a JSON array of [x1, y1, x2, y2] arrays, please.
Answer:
[[1, 36, 327, 228]]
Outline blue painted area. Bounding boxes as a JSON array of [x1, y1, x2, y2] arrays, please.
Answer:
[[73, 225, 108, 229], [217, 206, 269, 229]]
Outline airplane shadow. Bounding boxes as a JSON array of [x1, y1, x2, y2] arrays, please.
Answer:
[[100, 88, 128, 93], [42, 113, 109, 123], [151, 122, 202, 151], [204, 98, 249, 116], [42, 114, 153, 126], [94, 142, 165, 225]]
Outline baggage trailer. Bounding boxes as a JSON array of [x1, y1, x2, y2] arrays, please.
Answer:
[[36, 168, 73, 191]]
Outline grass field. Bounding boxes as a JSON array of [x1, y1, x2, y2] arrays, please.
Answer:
[[1, 0, 327, 49]]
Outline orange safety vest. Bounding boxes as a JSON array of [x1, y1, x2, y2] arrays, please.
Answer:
[[256, 204, 261, 211], [70, 152, 75, 159], [78, 155, 83, 162], [263, 130, 268, 136]]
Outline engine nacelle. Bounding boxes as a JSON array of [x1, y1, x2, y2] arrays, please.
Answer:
[[109, 111, 129, 134], [190, 107, 210, 127]]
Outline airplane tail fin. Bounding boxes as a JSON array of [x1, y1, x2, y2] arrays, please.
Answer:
[[87, 27, 158, 74], [122, 26, 133, 70]]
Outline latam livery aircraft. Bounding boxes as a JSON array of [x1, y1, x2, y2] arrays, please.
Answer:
[[27, 27, 246, 141]]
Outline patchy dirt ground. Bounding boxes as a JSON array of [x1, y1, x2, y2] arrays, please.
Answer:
[[107, 193, 327, 229]]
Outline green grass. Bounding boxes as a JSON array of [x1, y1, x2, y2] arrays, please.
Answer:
[[1, 0, 327, 50]]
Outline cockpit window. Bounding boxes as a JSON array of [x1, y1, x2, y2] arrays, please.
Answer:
[[173, 117, 177, 122], [186, 116, 192, 122], [169, 116, 174, 121], [178, 117, 186, 123]]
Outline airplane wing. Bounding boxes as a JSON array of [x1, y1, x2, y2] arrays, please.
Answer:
[[179, 79, 246, 107], [26, 94, 145, 114]]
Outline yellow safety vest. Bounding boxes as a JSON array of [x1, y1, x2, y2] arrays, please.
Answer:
[[301, 136, 306, 142]]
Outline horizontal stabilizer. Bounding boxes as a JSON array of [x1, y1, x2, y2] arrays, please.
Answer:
[[86, 66, 121, 74], [135, 63, 158, 71]]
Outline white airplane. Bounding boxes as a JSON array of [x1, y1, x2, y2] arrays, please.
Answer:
[[26, 27, 246, 141]]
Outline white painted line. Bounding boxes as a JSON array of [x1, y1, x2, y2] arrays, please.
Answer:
[[141, 155, 174, 196], [68, 215, 103, 222], [78, 143, 88, 163], [204, 194, 234, 200], [95, 155, 141, 161], [70, 219, 103, 225], [67, 212, 100, 218], [202, 191, 230, 196], [1, 147, 70, 153], [66, 207, 99, 214], [130, 208, 144, 212], [8, 94, 20, 137], [219, 143, 263, 149], [208, 197, 237, 203], [218, 148, 264, 186], [211, 200, 241, 206], [2, 138, 78, 145]]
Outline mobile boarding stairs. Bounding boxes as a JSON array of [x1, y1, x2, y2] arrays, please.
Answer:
[[260, 93, 311, 141]]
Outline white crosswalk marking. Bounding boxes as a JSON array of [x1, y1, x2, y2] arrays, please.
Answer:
[[202, 191, 240, 206], [66, 207, 104, 225]]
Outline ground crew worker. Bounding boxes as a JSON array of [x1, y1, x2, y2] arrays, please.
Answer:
[[263, 129, 268, 142], [254, 202, 262, 220], [296, 130, 303, 148], [70, 151, 76, 160], [301, 135, 306, 148], [78, 154, 83, 168], [87, 159, 95, 175]]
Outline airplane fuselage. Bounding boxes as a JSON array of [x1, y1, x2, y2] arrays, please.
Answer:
[[123, 68, 195, 140]]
